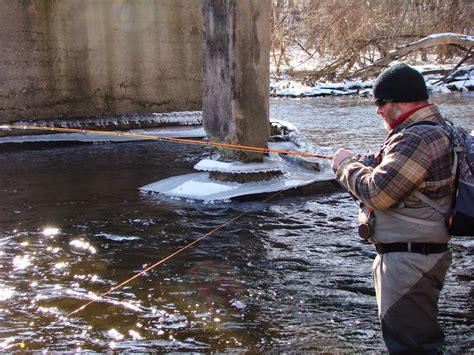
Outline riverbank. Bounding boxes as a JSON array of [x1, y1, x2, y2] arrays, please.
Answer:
[[270, 63, 474, 97]]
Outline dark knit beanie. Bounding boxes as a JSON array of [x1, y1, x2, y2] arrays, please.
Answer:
[[373, 63, 428, 102]]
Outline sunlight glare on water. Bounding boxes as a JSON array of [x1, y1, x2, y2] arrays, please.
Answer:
[[13, 255, 32, 270], [0, 287, 14, 301], [69, 239, 97, 254], [42, 227, 60, 238]]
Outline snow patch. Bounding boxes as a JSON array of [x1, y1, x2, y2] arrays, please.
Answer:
[[194, 156, 284, 173]]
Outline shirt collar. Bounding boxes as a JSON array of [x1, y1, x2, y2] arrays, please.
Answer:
[[389, 103, 433, 129]]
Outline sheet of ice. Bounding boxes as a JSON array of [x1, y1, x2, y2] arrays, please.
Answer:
[[168, 178, 238, 197], [0, 126, 206, 144], [16, 111, 203, 129], [0, 117, 297, 145], [94, 233, 140, 241], [140, 169, 335, 202], [131, 126, 205, 138]]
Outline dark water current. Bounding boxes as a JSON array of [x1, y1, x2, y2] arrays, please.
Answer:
[[0, 94, 472, 352]]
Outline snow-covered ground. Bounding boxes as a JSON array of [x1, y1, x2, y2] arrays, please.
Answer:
[[270, 63, 473, 97]]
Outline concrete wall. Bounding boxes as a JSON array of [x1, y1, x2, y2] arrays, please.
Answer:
[[0, 0, 203, 123]]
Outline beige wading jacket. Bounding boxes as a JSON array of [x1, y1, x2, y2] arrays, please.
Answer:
[[336, 104, 455, 244]]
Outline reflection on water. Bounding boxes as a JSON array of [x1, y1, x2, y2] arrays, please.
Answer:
[[0, 95, 472, 352], [43, 227, 60, 237]]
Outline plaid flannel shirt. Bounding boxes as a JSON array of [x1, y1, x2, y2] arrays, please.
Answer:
[[336, 104, 455, 210]]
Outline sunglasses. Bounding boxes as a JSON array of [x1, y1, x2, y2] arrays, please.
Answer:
[[374, 99, 392, 108]]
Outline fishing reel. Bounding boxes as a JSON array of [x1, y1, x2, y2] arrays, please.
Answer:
[[358, 207, 376, 240]]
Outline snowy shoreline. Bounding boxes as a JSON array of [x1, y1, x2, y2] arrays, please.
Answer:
[[270, 64, 473, 98]]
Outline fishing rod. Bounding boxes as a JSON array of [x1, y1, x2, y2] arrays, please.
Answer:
[[0, 124, 334, 160]]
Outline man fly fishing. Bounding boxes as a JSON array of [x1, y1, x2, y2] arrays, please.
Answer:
[[331, 63, 454, 354]]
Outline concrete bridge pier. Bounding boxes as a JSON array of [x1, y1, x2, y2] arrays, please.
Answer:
[[141, 1, 337, 200], [202, 0, 271, 170]]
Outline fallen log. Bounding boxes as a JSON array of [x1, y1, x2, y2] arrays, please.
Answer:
[[351, 33, 474, 80]]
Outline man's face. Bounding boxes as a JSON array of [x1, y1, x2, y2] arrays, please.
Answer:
[[376, 102, 402, 131]]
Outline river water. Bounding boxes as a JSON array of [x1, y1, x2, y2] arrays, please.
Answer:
[[0, 94, 472, 352]]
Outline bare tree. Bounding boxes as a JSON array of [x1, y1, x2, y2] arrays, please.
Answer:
[[270, 0, 474, 82]]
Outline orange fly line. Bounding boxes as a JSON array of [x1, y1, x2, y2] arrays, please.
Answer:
[[2, 124, 334, 160]]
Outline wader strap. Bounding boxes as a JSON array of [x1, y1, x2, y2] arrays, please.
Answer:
[[383, 209, 445, 227], [412, 190, 450, 215], [403, 120, 457, 215]]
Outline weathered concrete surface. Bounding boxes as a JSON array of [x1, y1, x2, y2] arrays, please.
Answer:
[[0, 0, 203, 124], [202, 0, 271, 162]]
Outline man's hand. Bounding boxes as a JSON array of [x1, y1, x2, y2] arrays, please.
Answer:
[[332, 148, 355, 171]]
